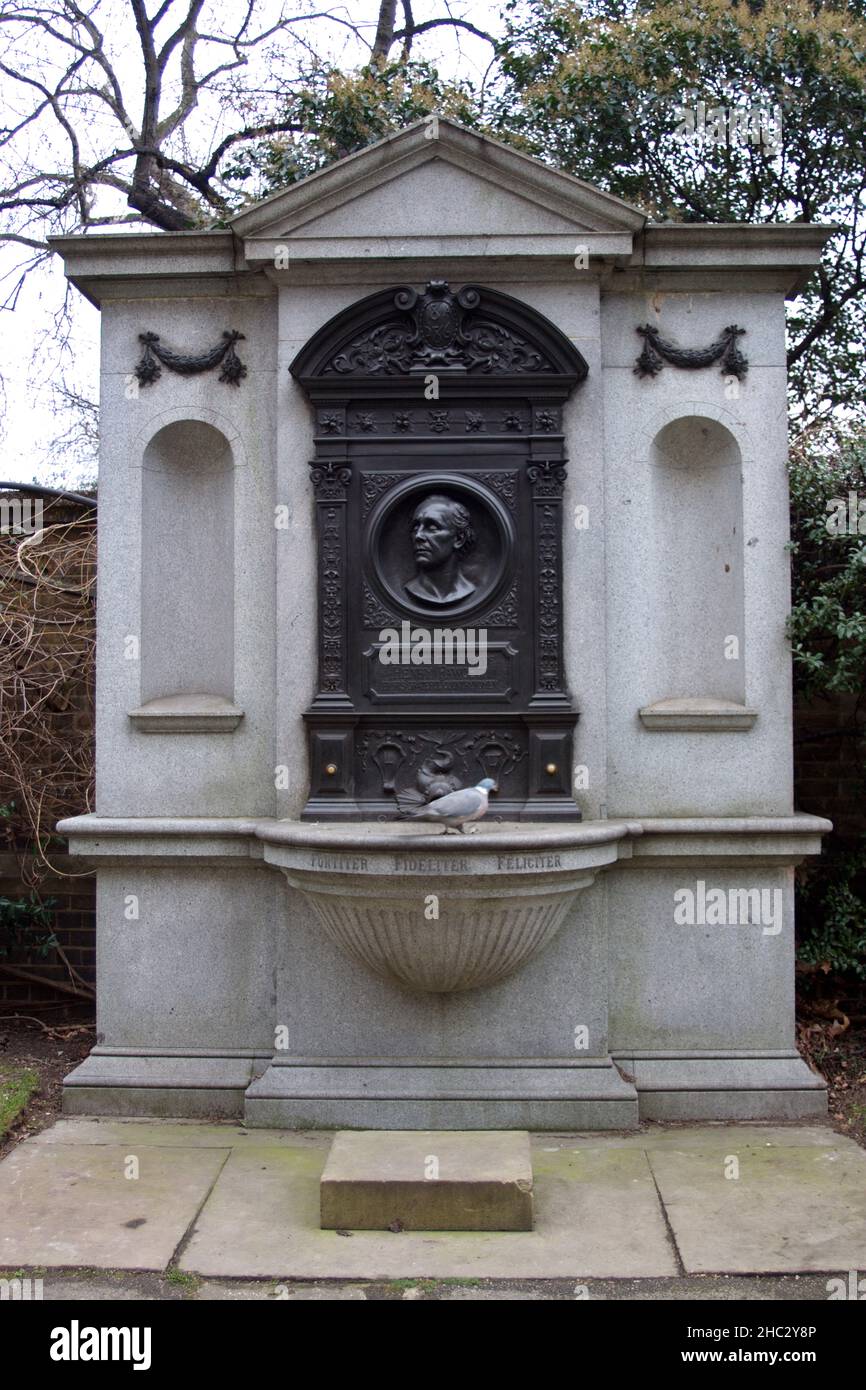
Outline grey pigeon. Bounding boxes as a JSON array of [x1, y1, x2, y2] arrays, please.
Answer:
[[396, 778, 497, 834]]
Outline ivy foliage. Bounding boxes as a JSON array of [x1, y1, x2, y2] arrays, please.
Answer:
[[789, 432, 866, 697]]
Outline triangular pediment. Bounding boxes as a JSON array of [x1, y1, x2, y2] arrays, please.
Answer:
[[232, 118, 645, 257]]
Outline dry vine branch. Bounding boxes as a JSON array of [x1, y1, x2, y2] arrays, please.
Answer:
[[0, 502, 96, 884]]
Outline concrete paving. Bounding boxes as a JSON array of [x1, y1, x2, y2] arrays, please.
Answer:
[[24, 1273, 848, 1301], [0, 1118, 864, 1283]]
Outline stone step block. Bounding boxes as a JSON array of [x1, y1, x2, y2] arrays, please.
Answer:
[[320, 1129, 533, 1231]]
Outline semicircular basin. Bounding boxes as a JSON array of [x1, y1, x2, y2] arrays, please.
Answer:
[[257, 820, 635, 994]]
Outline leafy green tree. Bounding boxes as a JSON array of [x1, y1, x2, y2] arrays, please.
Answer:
[[789, 432, 866, 698], [490, 0, 866, 426], [222, 61, 482, 195], [244, 0, 865, 428]]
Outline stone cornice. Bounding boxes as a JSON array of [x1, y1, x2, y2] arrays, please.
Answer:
[[633, 222, 836, 295], [47, 228, 266, 307], [49, 216, 835, 307]]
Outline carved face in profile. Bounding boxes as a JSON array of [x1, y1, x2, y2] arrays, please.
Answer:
[[405, 494, 477, 605]]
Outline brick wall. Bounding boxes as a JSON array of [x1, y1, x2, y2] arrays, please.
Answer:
[[0, 852, 95, 1006], [793, 693, 866, 838]]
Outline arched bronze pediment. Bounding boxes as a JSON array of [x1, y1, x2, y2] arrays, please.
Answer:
[[290, 281, 589, 384]]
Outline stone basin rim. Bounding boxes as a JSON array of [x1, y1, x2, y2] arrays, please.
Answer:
[[56, 813, 833, 843], [253, 817, 643, 853]]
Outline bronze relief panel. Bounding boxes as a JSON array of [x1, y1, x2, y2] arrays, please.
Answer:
[[291, 281, 588, 820]]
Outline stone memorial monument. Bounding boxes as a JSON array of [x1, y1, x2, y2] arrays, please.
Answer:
[[54, 119, 831, 1129]]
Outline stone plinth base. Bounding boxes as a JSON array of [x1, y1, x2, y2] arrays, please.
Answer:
[[61, 1048, 826, 1128], [320, 1129, 533, 1231], [613, 1052, 827, 1121], [62, 1048, 271, 1120], [244, 1057, 639, 1131]]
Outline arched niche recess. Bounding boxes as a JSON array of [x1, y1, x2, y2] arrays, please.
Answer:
[[639, 415, 756, 733], [130, 419, 243, 733]]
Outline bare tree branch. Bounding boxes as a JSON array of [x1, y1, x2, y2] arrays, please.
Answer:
[[393, 15, 496, 49], [0, 2, 502, 247]]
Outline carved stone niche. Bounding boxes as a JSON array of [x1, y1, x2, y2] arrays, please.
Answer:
[[290, 280, 589, 821]]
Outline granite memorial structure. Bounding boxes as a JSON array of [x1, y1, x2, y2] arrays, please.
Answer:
[[54, 119, 831, 1128]]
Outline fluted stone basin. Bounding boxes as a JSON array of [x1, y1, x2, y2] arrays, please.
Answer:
[[257, 820, 636, 994]]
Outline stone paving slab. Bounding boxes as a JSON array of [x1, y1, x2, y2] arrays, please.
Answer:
[[178, 1142, 676, 1279], [197, 1279, 370, 1300], [537, 1124, 841, 1151], [0, 1137, 228, 1271], [649, 1145, 866, 1274], [2, 1120, 864, 1280]]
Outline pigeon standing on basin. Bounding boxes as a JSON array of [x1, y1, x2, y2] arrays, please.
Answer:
[[395, 778, 497, 833]]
